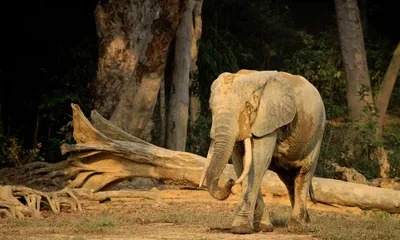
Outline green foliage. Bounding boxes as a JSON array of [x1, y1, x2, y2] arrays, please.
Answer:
[[382, 124, 400, 177], [317, 118, 382, 179], [186, 114, 212, 156], [283, 30, 348, 119], [197, 36, 239, 111], [0, 135, 43, 168]]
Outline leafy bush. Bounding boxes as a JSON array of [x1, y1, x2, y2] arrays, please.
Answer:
[[0, 135, 43, 168], [317, 121, 381, 179], [382, 124, 400, 178]]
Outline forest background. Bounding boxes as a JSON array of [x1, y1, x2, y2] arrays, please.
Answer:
[[0, 0, 399, 181]]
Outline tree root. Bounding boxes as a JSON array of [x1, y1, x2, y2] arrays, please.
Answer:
[[0, 185, 81, 220]]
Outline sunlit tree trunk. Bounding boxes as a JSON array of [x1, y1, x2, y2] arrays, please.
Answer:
[[375, 43, 400, 136], [167, 0, 195, 151], [334, 0, 374, 121], [92, 0, 186, 140], [189, 0, 204, 126]]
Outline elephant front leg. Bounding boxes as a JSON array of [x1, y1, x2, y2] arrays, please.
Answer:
[[231, 133, 277, 234], [231, 142, 253, 233], [253, 190, 274, 232]]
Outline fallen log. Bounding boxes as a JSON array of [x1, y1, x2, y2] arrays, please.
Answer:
[[12, 104, 400, 213]]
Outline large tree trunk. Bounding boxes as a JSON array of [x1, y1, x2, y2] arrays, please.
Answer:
[[166, 0, 195, 151], [334, 0, 374, 121], [189, 0, 204, 126], [17, 104, 400, 214], [92, 0, 186, 139]]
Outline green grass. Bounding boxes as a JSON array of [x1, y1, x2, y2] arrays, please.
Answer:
[[272, 207, 400, 240]]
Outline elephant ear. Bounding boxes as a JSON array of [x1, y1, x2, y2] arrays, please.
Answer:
[[251, 72, 296, 137]]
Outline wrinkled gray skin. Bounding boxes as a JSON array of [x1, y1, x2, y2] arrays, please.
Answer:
[[205, 70, 326, 234]]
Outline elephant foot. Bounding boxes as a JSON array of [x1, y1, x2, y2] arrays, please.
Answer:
[[254, 223, 274, 232], [288, 209, 310, 228], [288, 217, 310, 228], [231, 214, 254, 234], [231, 224, 254, 234]]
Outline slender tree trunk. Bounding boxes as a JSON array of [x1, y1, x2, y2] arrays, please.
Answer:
[[32, 114, 39, 149], [189, 0, 204, 126], [92, 0, 186, 139], [375, 43, 400, 135], [166, 0, 195, 151], [159, 75, 166, 147], [334, 0, 374, 121]]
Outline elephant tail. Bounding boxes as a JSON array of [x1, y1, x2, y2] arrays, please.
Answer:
[[309, 182, 316, 204]]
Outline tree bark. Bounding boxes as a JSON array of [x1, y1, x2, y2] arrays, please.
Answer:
[[16, 103, 400, 214], [92, 0, 186, 139], [189, 0, 204, 126], [166, 0, 195, 151], [334, 0, 374, 121]]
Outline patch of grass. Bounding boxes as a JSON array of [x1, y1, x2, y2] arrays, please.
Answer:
[[270, 212, 289, 227], [11, 215, 118, 233], [272, 208, 400, 240]]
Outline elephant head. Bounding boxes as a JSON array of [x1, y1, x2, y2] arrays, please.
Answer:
[[200, 70, 297, 200]]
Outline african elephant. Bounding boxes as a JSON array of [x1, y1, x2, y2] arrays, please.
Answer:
[[199, 70, 326, 234]]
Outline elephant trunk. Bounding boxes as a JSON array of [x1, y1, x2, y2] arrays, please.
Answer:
[[206, 112, 238, 200]]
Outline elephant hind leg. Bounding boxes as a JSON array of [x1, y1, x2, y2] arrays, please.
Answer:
[[273, 166, 297, 209], [288, 139, 322, 227]]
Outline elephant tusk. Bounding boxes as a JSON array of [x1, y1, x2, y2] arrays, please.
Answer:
[[235, 138, 252, 184], [199, 140, 214, 187]]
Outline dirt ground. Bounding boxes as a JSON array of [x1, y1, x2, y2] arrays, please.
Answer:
[[2, 182, 400, 240], [0, 172, 400, 240]]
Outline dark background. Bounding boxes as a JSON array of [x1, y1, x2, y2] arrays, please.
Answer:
[[0, 0, 398, 164]]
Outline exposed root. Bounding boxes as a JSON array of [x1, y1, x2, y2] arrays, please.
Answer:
[[0, 185, 81, 220]]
